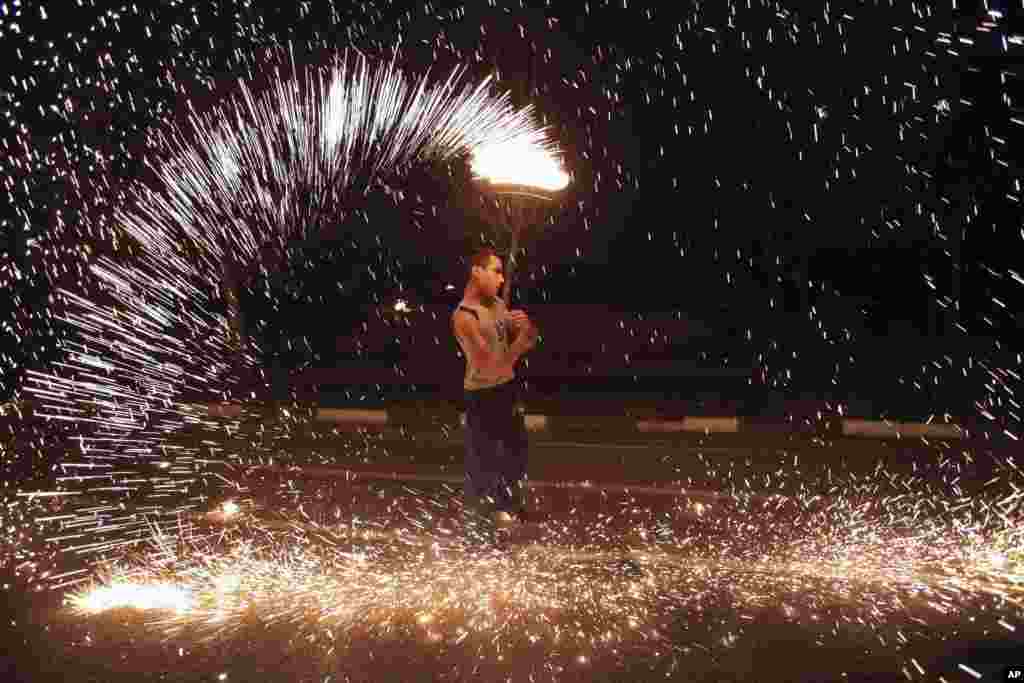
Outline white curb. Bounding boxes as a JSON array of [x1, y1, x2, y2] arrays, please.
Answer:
[[311, 408, 964, 440], [841, 419, 962, 439], [637, 417, 740, 433], [316, 408, 389, 425], [2, 401, 972, 441]]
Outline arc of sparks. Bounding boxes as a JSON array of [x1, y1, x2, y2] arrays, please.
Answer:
[[23, 45, 564, 571]]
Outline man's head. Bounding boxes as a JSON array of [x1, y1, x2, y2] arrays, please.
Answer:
[[467, 247, 504, 301]]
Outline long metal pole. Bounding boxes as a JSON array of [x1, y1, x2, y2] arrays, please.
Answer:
[[499, 194, 549, 305], [501, 220, 521, 305]]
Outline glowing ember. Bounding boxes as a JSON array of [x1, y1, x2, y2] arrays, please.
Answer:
[[70, 582, 192, 614]]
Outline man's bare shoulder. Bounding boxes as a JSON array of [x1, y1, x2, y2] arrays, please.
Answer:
[[451, 307, 479, 332]]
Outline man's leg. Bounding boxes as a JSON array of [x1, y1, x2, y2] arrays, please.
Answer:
[[463, 400, 500, 546], [503, 401, 530, 521], [491, 390, 529, 520]]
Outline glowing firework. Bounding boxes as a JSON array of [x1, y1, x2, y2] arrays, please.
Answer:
[[70, 582, 193, 614]]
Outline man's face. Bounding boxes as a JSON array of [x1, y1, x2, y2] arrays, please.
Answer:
[[473, 256, 504, 299]]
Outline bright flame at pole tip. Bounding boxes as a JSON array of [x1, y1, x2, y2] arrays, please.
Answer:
[[470, 135, 569, 192]]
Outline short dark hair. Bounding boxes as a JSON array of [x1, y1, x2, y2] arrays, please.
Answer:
[[468, 246, 499, 277]]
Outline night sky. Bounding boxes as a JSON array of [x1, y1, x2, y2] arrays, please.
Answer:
[[1, 0, 1022, 430]]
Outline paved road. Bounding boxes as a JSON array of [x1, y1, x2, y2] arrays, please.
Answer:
[[4, 493, 1022, 683], [2, 429, 1021, 682], [234, 425, 1005, 503]]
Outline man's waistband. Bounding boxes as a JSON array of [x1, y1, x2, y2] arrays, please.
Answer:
[[464, 377, 520, 399]]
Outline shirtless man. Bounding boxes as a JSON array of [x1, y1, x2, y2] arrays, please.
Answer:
[[451, 247, 539, 547]]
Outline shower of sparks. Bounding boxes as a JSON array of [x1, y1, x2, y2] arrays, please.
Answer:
[[1, 0, 1024, 680], [2, 43, 557, 573]]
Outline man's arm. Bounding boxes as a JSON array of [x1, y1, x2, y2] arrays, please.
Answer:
[[453, 311, 533, 376]]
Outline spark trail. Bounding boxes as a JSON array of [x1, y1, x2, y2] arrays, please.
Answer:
[[16, 45, 561, 580]]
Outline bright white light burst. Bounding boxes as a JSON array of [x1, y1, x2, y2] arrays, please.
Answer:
[[70, 582, 193, 614], [471, 131, 569, 191]]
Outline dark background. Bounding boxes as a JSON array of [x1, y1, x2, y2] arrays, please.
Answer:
[[1, 1, 1021, 426]]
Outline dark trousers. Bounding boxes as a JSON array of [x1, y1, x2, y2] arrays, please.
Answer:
[[463, 380, 528, 538]]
